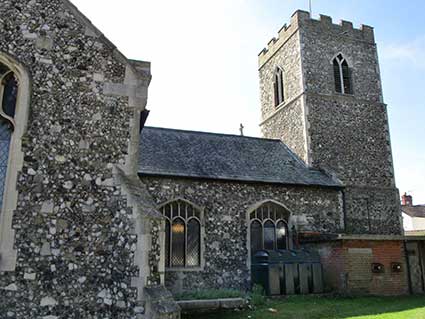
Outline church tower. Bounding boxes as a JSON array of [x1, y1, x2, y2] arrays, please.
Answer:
[[259, 11, 401, 234]]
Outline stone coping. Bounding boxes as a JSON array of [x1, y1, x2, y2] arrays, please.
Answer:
[[337, 234, 406, 241], [300, 233, 407, 243], [404, 236, 425, 241], [177, 298, 246, 312]]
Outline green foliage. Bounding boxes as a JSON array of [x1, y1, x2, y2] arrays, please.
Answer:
[[249, 284, 266, 306], [174, 288, 245, 301]]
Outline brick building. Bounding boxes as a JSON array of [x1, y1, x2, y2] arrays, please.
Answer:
[[402, 193, 425, 233], [0, 2, 411, 318]]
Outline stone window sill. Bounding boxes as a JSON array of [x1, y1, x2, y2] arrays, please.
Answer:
[[275, 100, 288, 109], [335, 91, 354, 97]]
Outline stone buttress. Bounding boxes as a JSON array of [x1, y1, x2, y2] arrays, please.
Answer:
[[0, 0, 178, 318]]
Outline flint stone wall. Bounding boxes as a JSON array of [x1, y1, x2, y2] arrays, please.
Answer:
[[260, 99, 307, 164], [345, 187, 402, 235], [306, 94, 394, 187], [299, 17, 382, 103], [259, 32, 303, 121], [0, 1, 148, 318], [142, 176, 343, 292]]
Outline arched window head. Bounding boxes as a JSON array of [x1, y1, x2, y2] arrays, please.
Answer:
[[333, 54, 353, 95], [273, 67, 285, 107], [160, 199, 202, 268], [0, 62, 18, 213], [0, 55, 30, 272], [0, 64, 18, 129], [249, 201, 289, 254]]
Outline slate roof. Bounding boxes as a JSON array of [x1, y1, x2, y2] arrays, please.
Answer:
[[402, 205, 425, 218], [138, 127, 341, 187]]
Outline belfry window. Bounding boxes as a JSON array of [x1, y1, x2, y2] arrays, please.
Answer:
[[0, 63, 18, 212], [250, 201, 289, 254], [273, 67, 285, 107], [161, 199, 202, 268], [333, 54, 352, 94]]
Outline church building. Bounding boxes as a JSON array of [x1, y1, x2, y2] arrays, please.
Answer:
[[0, 1, 409, 318], [138, 10, 407, 297]]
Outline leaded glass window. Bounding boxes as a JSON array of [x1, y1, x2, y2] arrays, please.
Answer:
[[333, 54, 353, 95], [161, 199, 201, 268], [0, 63, 18, 213], [276, 221, 287, 250], [171, 218, 185, 267], [250, 201, 289, 254], [250, 220, 262, 253], [187, 219, 200, 266], [263, 221, 275, 250], [0, 118, 12, 212]]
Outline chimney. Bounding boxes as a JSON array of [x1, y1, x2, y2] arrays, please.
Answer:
[[402, 193, 413, 206]]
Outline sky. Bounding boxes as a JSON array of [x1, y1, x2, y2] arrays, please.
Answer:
[[71, 0, 425, 204]]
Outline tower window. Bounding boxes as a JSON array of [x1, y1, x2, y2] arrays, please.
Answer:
[[333, 54, 353, 95], [161, 199, 202, 268], [273, 67, 285, 107]]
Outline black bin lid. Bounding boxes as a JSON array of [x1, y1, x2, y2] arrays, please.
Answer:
[[252, 249, 321, 264]]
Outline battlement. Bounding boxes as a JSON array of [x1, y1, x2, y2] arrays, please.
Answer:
[[258, 10, 375, 68]]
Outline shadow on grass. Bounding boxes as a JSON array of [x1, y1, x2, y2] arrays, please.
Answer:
[[182, 295, 425, 319]]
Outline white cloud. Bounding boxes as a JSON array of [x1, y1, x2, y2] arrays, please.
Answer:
[[380, 36, 425, 68]]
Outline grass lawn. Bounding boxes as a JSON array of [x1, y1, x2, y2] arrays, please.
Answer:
[[183, 295, 425, 319]]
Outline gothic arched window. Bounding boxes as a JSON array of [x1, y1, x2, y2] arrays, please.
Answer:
[[161, 199, 202, 268], [333, 54, 352, 94], [0, 63, 18, 212], [250, 201, 289, 254], [273, 67, 285, 107]]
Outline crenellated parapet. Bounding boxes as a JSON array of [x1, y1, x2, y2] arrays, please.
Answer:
[[259, 10, 375, 68]]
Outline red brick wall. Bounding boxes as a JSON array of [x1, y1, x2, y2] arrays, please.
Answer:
[[310, 241, 347, 292], [344, 240, 408, 295], [312, 240, 409, 295]]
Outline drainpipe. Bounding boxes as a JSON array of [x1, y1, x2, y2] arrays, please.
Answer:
[[139, 109, 150, 132], [416, 241, 425, 292], [403, 240, 413, 295], [341, 189, 347, 233]]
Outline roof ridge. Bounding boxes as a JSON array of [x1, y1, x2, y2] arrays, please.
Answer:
[[143, 126, 282, 142]]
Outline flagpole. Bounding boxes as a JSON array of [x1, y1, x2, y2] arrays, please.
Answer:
[[309, 0, 312, 16]]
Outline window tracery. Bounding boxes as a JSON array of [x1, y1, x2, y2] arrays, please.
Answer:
[[160, 199, 202, 268], [250, 201, 289, 253]]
